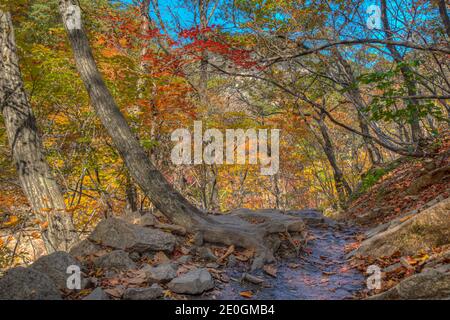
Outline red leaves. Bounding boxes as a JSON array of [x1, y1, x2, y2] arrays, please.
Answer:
[[177, 25, 260, 70], [179, 26, 216, 39]]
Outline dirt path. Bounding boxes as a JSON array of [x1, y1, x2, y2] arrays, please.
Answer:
[[216, 211, 366, 300]]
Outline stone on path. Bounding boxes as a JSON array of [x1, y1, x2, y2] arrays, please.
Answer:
[[83, 287, 109, 300], [93, 250, 137, 270], [69, 239, 102, 258], [89, 218, 176, 253], [30, 251, 83, 291], [368, 269, 450, 300], [0, 267, 61, 300], [168, 268, 214, 295], [142, 263, 177, 283], [123, 284, 163, 300]]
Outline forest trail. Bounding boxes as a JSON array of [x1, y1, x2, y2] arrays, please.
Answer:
[[217, 210, 366, 300]]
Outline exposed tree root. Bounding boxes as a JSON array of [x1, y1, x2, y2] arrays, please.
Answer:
[[191, 209, 306, 270]]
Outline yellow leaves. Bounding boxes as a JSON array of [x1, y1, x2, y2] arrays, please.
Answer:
[[118, 38, 128, 47], [239, 291, 253, 298], [52, 114, 70, 126], [163, 290, 173, 298], [101, 47, 120, 58], [2, 215, 19, 227]]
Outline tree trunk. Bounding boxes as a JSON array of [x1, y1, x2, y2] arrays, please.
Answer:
[[436, 0, 450, 38], [0, 10, 77, 252], [124, 0, 154, 213], [315, 114, 352, 208], [198, 0, 219, 211], [57, 0, 305, 270], [331, 51, 383, 165], [380, 0, 424, 145]]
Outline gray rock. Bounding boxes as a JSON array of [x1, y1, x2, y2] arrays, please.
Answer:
[[123, 284, 163, 300], [369, 269, 450, 300], [69, 239, 102, 257], [30, 251, 83, 291], [138, 214, 156, 227], [89, 218, 176, 253], [176, 255, 192, 264], [129, 252, 141, 262], [364, 222, 391, 239], [94, 250, 137, 270], [142, 263, 177, 283], [168, 268, 214, 295], [198, 247, 217, 262], [0, 267, 62, 300], [356, 198, 450, 258], [383, 262, 403, 273], [83, 287, 109, 300], [227, 254, 237, 267]]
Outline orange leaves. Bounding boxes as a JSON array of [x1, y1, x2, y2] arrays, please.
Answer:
[[101, 47, 120, 58], [2, 215, 19, 227], [239, 291, 253, 299]]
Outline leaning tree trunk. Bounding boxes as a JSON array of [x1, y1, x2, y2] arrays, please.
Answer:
[[315, 114, 352, 208], [57, 0, 304, 269], [0, 10, 77, 252], [331, 50, 383, 165]]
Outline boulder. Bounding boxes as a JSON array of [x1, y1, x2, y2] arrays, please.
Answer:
[[30, 251, 83, 290], [368, 269, 450, 300], [227, 254, 237, 267], [168, 268, 214, 295], [176, 255, 192, 264], [83, 287, 109, 300], [123, 284, 163, 300], [93, 250, 137, 270], [198, 247, 217, 262], [129, 252, 141, 262], [138, 214, 157, 227], [0, 267, 61, 300], [69, 239, 102, 258], [89, 218, 176, 253], [142, 263, 177, 283], [355, 197, 450, 258]]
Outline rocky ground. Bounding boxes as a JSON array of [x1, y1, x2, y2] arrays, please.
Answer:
[[344, 145, 450, 300], [0, 210, 367, 300]]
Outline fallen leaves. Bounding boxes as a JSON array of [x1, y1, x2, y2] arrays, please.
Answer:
[[104, 287, 123, 298], [153, 251, 170, 264], [217, 245, 234, 264], [235, 248, 254, 262], [239, 291, 253, 298], [263, 265, 277, 277]]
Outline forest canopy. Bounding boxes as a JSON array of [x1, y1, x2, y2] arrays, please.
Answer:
[[0, 0, 449, 283]]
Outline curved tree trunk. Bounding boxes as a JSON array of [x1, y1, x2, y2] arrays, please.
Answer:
[[0, 10, 77, 252], [57, 0, 305, 269]]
